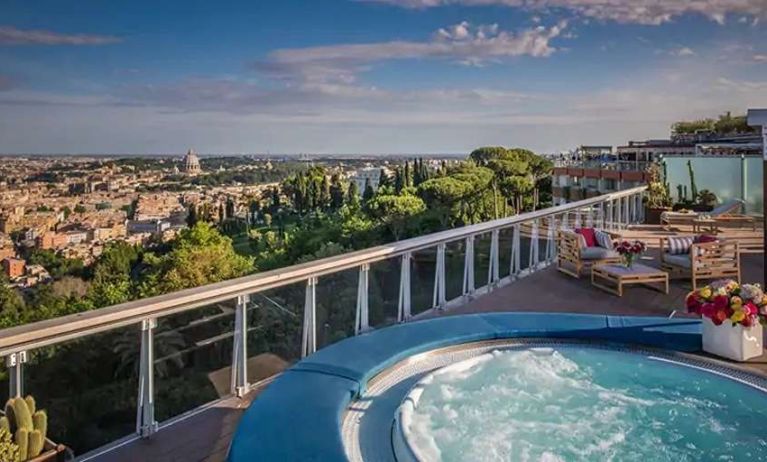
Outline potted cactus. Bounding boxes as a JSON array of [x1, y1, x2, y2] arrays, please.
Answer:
[[1, 396, 67, 461]]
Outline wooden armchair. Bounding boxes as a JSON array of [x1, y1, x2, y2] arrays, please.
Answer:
[[556, 230, 622, 278], [659, 238, 741, 290]]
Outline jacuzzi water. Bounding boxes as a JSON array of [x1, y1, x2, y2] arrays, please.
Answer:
[[399, 346, 767, 462]]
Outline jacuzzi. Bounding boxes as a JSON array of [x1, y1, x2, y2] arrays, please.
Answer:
[[227, 313, 767, 461]]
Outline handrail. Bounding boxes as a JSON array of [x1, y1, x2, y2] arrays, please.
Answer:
[[0, 185, 647, 356]]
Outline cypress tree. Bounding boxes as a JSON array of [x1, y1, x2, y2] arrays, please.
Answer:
[[362, 178, 375, 204], [347, 182, 360, 209], [394, 168, 404, 194]]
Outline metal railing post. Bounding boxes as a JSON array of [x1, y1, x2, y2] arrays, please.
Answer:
[[586, 206, 594, 228], [355, 265, 370, 334], [615, 198, 622, 229], [598, 201, 605, 229], [510, 224, 521, 278], [301, 277, 317, 357], [623, 196, 630, 227], [137, 318, 157, 438], [574, 209, 582, 229], [397, 252, 411, 322], [433, 243, 447, 310], [487, 230, 500, 289], [231, 294, 249, 398], [528, 219, 540, 271], [462, 237, 475, 298], [6, 351, 26, 398], [545, 216, 556, 262]]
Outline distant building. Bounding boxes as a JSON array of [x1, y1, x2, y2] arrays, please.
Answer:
[[183, 149, 202, 175], [127, 219, 171, 235], [350, 167, 383, 194], [2, 257, 25, 279]]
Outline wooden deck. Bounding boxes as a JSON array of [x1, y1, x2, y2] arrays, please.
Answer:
[[87, 224, 765, 462]]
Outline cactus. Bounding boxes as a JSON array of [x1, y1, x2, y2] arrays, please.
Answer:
[[28, 430, 43, 458], [2, 397, 50, 461], [24, 397, 35, 416], [686, 160, 698, 201], [15, 428, 28, 461], [32, 411, 46, 442], [0, 428, 19, 462], [11, 398, 33, 432]]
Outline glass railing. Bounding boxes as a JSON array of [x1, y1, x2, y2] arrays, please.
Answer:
[[0, 186, 647, 459]]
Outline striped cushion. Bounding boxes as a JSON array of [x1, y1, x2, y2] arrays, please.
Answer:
[[594, 230, 613, 249], [667, 236, 694, 255]]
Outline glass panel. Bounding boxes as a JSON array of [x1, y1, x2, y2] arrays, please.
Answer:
[[444, 240, 464, 302], [247, 283, 304, 384], [746, 157, 763, 215], [315, 268, 357, 349], [519, 222, 532, 272], [410, 247, 436, 315], [474, 233, 492, 290], [24, 324, 140, 456], [369, 257, 401, 329], [154, 299, 237, 423], [498, 227, 513, 279], [0, 361, 9, 413]]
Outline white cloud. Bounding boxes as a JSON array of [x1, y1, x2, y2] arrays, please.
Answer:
[[754, 54, 767, 62], [670, 46, 696, 57], [361, 0, 767, 26], [0, 26, 120, 45]]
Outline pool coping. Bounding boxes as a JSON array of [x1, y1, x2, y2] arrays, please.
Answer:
[[227, 312, 703, 461]]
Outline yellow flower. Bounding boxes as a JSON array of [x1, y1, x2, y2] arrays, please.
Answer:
[[700, 287, 712, 299], [731, 296, 743, 308], [731, 310, 746, 323]]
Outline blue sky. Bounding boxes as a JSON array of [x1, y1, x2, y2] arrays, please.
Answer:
[[0, 0, 765, 154]]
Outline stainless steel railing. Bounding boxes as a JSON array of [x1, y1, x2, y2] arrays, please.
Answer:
[[0, 185, 647, 457]]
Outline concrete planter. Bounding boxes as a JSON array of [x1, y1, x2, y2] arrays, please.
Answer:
[[702, 318, 763, 362]]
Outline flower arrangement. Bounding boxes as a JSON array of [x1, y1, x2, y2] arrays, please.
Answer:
[[686, 280, 766, 327], [613, 240, 646, 268]]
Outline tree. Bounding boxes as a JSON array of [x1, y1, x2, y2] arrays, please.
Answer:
[[329, 174, 345, 211], [142, 222, 253, 295], [417, 176, 472, 228], [394, 168, 404, 194], [74, 204, 87, 214], [347, 182, 360, 210], [0, 274, 25, 327], [378, 169, 391, 189], [263, 213, 273, 228], [319, 176, 331, 211], [186, 205, 198, 228], [249, 200, 261, 223], [362, 178, 375, 206], [225, 197, 236, 220], [368, 194, 426, 240]]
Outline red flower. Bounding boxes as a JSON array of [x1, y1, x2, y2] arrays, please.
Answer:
[[742, 316, 753, 327], [712, 295, 729, 311], [685, 294, 701, 313], [712, 309, 728, 325], [700, 302, 716, 318], [745, 302, 759, 316]]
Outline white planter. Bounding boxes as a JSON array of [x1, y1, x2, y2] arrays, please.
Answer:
[[702, 317, 764, 361]]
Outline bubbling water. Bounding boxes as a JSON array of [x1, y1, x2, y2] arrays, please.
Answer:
[[402, 347, 767, 462]]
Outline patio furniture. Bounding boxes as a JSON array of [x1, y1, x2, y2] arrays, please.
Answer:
[[659, 237, 741, 290], [591, 263, 669, 297], [661, 199, 749, 231], [692, 218, 719, 234], [557, 230, 621, 278]]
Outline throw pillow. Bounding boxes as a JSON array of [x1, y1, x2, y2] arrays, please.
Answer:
[[695, 234, 718, 244], [594, 230, 613, 249], [575, 228, 597, 247], [667, 236, 695, 254]]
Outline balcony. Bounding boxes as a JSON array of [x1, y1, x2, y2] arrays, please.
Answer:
[[0, 185, 763, 462]]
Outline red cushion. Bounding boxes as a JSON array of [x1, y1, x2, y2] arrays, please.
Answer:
[[575, 228, 597, 247], [695, 234, 717, 244]]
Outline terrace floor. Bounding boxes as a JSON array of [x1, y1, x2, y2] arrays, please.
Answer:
[[88, 224, 765, 462]]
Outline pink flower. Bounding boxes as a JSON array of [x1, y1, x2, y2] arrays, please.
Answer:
[[712, 309, 728, 325], [745, 302, 759, 316], [712, 295, 729, 311]]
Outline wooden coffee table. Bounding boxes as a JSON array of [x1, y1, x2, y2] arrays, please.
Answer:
[[591, 263, 669, 297]]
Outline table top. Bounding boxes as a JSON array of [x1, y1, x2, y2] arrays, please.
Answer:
[[594, 263, 666, 277]]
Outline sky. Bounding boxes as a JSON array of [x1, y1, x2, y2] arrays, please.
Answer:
[[0, 0, 766, 155]]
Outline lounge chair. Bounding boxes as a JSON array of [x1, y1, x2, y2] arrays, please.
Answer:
[[661, 199, 752, 231], [557, 230, 622, 278], [659, 237, 740, 290]]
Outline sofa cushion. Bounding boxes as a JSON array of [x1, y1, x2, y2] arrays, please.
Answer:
[[667, 236, 694, 255], [664, 253, 692, 269], [575, 228, 597, 247], [594, 230, 613, 249], [580, 247, 619, 260], [695, 234, 718, 244]]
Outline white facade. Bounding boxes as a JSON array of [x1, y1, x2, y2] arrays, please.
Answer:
[[350, 167, 382, 194]]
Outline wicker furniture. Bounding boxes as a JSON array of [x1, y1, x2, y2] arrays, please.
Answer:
[[659, 238, 741, 291], [556, 230, 621, 278], [591, 263, 669, 297]]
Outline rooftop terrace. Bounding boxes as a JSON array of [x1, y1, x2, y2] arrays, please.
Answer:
[[0, 185, 763, 461]]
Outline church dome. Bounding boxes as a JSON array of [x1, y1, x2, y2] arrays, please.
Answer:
[[183, 149, 201, 175]]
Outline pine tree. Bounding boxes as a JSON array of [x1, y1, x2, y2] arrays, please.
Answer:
[[330, 174, 345, 210], [404, 161, 412, 188], [362, 178, 375, 208], [319, 176, 331, 210], [186, 205, 198, 228], [378, 168, 391, 189], [347, 182, 360, 209], [394, 168, 404, 194], [218, 203, 225, 223]]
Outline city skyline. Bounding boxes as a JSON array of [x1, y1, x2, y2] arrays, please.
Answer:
[[1, 0, 765, 154]]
